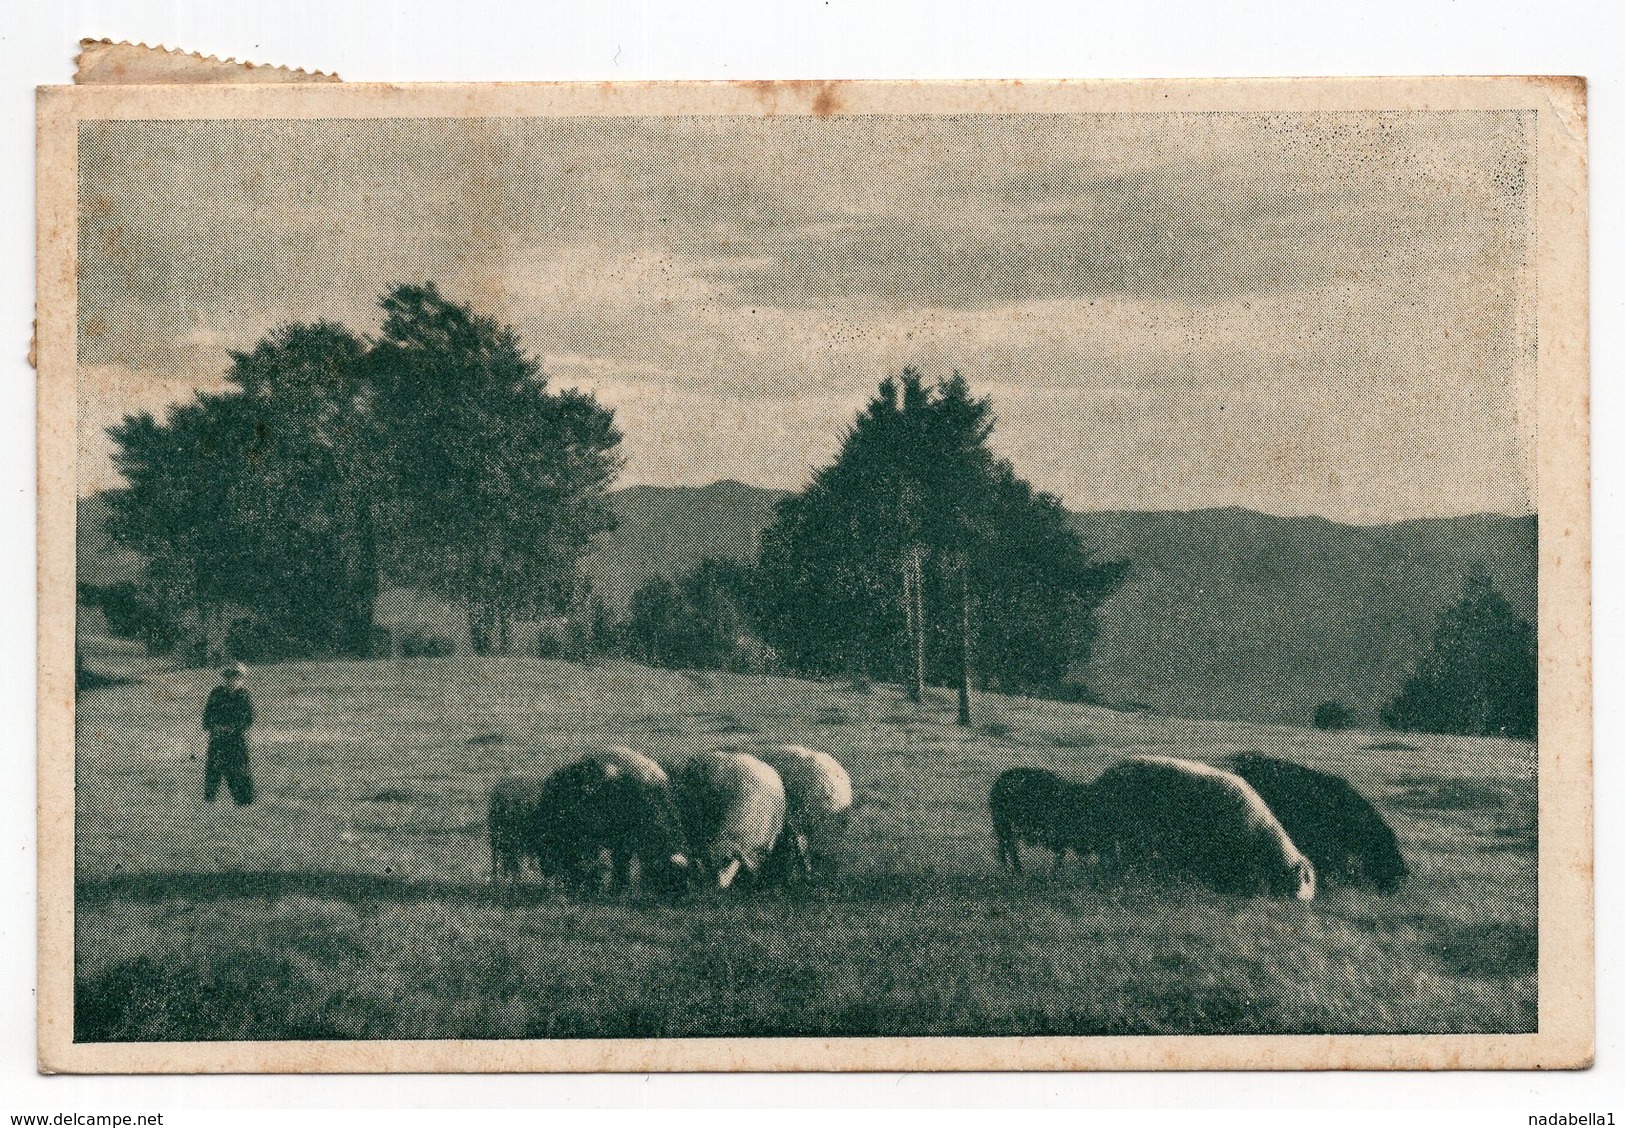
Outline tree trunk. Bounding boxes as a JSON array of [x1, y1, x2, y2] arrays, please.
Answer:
[[468, 601, 494, 655], [900, 557, 914, 698], [911, 547, 927, 704], [957, 553, 973, 727], [901, 550, 924, 703], [194, 599, 212, 667], [345, 498, 379, 658]]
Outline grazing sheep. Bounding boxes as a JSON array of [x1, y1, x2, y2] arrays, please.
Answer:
[[598, 745, 670, 787], [673, 751, 799, 889], [488, 776, 552, 883], [758, 744, 853, 872], [487, 756, 691, 895], [989, 766, 1098, 874], [1089, 755, 1317, 900], [1225, 753, 1408, 893]]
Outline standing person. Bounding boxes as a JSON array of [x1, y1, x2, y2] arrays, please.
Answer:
[[203, 662, 256, 805]]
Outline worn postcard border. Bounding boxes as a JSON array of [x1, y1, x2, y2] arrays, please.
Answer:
[[36, 76, 1592, 1073]]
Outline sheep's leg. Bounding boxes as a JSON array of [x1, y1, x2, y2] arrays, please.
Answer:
[[998, 827, 1023, 874], [784, 824, 812, 879], [992, 818, 1010, 872]]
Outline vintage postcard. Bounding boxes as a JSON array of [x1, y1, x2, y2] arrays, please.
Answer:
[[36, 77, 1590, 1072]]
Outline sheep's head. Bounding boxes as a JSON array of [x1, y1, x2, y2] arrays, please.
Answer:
[[645, 851, 695, 898], [1293, 857, 1317, 901]]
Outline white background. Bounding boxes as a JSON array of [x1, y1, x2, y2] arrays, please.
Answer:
[[1, 0, 1618, 1116]]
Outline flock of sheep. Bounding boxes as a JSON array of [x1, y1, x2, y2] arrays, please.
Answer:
[[487, 743, 1408, 901], [489, 745, 851, 895], [992, 754, 1407, 900]]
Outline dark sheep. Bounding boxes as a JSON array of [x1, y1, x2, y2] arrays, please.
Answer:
[[488, 776, 552, 883], [989, 767, 1098, 874], [1225, 752, 1408, 893], [1089, 755, 1317, 900], [487, 754, 692, 896]]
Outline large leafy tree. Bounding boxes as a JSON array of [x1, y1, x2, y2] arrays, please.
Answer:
[[223, 321, 379, 657], [1381, 565, 1537, 739], [105, 285, 622, 660], [756, 369, 1126, 720], [109, 321, 379, 660], [107, 391, 265, 662], [368, 283, 622, 652]]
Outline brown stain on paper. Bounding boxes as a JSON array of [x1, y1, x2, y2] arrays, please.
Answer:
[[742, 79, 844, 117]]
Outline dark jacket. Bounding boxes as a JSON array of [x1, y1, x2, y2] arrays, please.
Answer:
[[203, 686, 255, 746]]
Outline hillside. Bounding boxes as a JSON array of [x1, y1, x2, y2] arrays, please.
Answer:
[[578, 484, 1537, 726], [76, 482, 1537, 728], [1073, 508, 1537, 726], [74, 655, 1537, 1039]]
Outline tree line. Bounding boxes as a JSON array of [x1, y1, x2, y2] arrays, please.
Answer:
[[1310, 562, 1536, 740], [87, 286, 1535, 736], [616, 370, 1133, 709], [89, 289, 1129, 716]]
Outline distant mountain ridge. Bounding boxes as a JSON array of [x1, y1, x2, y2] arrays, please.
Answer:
[[78, 482, 1537, 727], [1070, 506, 1536, 725]]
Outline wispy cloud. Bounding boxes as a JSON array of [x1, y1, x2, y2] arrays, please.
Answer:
[[75, 111, 1535, 520]]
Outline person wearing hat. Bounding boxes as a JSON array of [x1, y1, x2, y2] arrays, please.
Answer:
[[203, 662, 257, 805]]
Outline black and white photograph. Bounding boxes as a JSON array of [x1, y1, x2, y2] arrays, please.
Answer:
[[33, 74, 1590, 1074]]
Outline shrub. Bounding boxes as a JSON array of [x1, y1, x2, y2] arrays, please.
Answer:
[[1312, 701, 1354, 730], [398, 629, 456, 659]]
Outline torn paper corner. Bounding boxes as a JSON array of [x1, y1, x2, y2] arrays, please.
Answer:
[[74, 39, 340, 85]]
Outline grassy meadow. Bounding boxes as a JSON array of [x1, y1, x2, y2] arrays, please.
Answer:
[[73, 656, 1538, 1041]]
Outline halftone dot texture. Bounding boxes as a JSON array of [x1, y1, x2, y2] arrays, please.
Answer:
[[75, 110, 1536, 1042], [75, 658, 1536, 1041]]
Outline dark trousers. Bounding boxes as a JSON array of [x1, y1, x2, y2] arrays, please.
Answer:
[[204, 737, 256, 805]]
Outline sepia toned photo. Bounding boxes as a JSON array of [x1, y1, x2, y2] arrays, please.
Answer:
[[35, 77, 1591, 1072]]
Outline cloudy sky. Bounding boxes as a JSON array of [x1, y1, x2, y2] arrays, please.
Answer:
[[77, 110, 1535, 522]]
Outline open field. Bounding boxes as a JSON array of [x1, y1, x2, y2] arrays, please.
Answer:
[[73, 657, 1537, 1040]]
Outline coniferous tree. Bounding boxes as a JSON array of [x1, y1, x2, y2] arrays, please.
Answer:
[[756, 369, 1126, 716], [1381, 565, 1537, 739]]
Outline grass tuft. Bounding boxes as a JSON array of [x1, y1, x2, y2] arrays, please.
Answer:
[[1430, 921, 1538, 980], [1390, 778, 1510, 811]]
